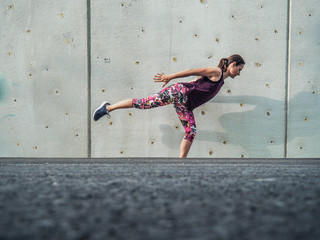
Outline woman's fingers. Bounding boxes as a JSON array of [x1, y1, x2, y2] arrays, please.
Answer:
[[153, 73, 160, 79], [153, 73, 164, 81], [154, 73, 170, 87]]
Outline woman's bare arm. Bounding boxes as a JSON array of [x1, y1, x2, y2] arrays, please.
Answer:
[[154, 67, 220, 87]]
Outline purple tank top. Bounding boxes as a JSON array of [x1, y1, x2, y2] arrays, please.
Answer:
[[181, 70, 224, 111]]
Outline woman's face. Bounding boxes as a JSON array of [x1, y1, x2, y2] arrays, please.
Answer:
[[229, 63, 244, 78]]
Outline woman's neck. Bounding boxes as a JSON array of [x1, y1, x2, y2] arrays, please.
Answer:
[[222, 70, 231, 80]]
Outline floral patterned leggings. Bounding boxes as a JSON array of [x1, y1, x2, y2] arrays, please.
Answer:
[[132, 83, 197, 142]]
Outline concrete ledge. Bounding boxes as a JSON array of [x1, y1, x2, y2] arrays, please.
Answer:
[[0, 157, 319, 164]]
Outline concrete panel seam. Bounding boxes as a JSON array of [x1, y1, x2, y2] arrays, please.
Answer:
[[87, 0, 92, 158], [168, 2, 173, 73], [285, 0, 292, 158]]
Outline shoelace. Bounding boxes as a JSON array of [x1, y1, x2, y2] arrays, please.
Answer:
[[105, 103, 111, 119]]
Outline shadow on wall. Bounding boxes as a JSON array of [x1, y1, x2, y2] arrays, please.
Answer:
[[159, 92, 320, 157], [0, 77, 9, 102]]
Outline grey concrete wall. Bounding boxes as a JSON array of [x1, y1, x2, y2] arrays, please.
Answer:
[[0, 0, 319, 158], [0, 1, 88, 157], [287, 0, 320, 158]]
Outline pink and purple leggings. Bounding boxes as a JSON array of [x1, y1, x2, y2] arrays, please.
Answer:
[[132, 83, 197, 142]]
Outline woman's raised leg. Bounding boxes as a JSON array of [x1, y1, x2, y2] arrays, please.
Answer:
[[107, 99, 133, 112], [93, 99, 133, 121]]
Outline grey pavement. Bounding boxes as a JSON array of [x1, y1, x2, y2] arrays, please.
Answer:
[[0, 158, 320, 240]]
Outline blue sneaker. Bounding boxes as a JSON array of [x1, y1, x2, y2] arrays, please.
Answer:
[[93, 101, 111, 121]]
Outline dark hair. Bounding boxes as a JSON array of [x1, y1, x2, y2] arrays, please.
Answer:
[[218, 54, 245, 72]]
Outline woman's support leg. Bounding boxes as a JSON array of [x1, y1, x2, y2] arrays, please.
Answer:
[[174, 103, 197, 158], [107, 99, 133, 112], [179, 138, 192, 158]]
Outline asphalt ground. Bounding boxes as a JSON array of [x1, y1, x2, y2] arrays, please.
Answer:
[[0, 158, 320, 240]]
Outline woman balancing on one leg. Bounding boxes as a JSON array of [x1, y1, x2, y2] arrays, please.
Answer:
[[94, 54, 245, 158]]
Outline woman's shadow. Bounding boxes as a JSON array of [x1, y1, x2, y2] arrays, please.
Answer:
[[160, 91, 319, 157]]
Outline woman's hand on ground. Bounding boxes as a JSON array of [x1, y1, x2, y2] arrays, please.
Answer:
[[154, 73, 171, 87]]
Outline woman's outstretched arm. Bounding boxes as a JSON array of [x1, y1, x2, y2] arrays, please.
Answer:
[[153, 67, 217, 87]]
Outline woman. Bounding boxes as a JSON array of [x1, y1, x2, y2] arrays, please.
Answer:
[[94, 54, 245, 158]]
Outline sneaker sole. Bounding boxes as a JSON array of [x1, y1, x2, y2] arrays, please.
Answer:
[[93, 101, 108, 121]]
